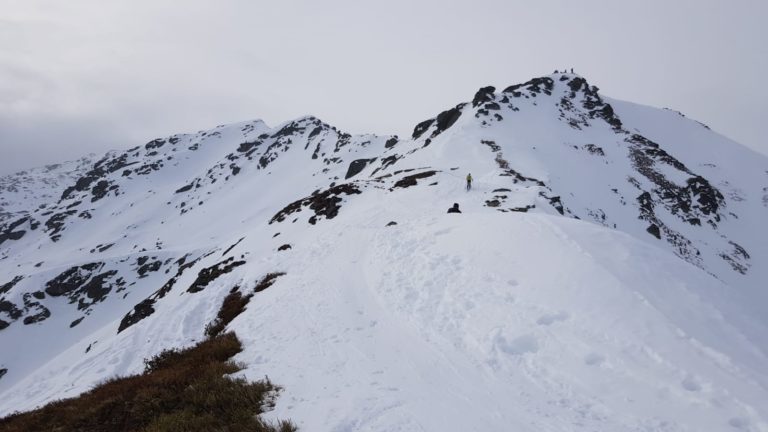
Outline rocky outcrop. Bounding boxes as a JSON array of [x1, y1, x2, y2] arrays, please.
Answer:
[[271, 183, 362, 225]]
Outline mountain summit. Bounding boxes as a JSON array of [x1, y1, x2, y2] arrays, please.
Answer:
[[1, 73, 767, 431]]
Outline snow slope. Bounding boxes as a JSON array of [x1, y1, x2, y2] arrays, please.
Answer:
[[1, 73, 767, 431]]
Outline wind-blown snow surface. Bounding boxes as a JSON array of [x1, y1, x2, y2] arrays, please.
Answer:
[[1, 73, 767, 431]]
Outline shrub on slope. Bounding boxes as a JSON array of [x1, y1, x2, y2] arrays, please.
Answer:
[[0, 329, 294, 431]]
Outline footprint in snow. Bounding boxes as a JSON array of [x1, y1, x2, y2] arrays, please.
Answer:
[[681, 374, 702, 392], [584, 353, 605, 366], [729, 417, 751, 430], [536, 311, 570, 326], [495, 334, 539, 355]]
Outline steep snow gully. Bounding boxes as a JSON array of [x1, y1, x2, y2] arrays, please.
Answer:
[[1, 73, 767, 431]]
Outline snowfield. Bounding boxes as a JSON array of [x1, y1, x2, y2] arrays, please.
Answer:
[[243, 212, 768, 431], [1, 73, 767, 431]]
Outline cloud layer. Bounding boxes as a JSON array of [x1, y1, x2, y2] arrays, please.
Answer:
[[1, 0, 766, 175]]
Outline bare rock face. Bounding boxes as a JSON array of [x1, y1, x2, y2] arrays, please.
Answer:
[[345, 158, 377, 179], [271, 183, 362, 225]]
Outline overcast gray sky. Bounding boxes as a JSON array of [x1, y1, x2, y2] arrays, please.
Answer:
[[1, 0, 766, 175]]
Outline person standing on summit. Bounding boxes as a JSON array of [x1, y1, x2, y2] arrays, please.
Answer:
[[466, 173, 473, 191]]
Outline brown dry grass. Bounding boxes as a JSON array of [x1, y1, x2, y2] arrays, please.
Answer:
[[0, 333, 295, 431]]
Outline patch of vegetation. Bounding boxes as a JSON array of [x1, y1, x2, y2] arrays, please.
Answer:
[[205, 273, 286, 338], [0, 281, 296, 432], [204, 289, 251, 338]]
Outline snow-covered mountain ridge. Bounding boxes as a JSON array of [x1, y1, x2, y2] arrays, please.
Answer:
[[1, 73, 767, 431]]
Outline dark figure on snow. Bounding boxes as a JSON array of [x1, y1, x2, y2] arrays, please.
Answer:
[[466, 173, 473, 191], [447, 203, 461, 213]]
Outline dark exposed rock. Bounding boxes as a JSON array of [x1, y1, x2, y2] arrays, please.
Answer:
[[60, 153, 136, 201], [720, 241, 750, 274], [432, 106, 464, 138], [472, 86, 496, 107], [133, 160, 163, 176], [175, 183, 194, 193], [392, 170, 437, 189], [385, 137, 399, 148], [411, 104, 464, 140], [647, 224, 661, 239], [253, 272, 286, 293], [583, 144, 605, 156], [118, 298, 156, 333], [271, 183, 362, 224], [636, 190, 702, 266], [278, 244, 292, 251], [22, 293, 51, 325], [61, 175, 100, 201], [493, 188, 511, 193], [509, 205, 535, 213], [0, 368, 6, 379], [118, 254, 202, 333], [90, 243, 114, 253], [345, 158, 377, 179], [32, 291, 45, 300], [237, 140, 261, 154], [0, 299, 22, 321], [44, 210, 78, 242], [378, 155, 399, 171], [136, 257, 162, 278], [222, 237, 245, 257], [386, 221, 397, 226], [540, 193, 565, 215], [187, 257, 246, 293], [144, 138, 166, 150], [70, 317, 84, 328], [308, 125, 324, 140], [485, 199, 501, 208], [254, 119, 314, 168], [43, 262, 121, 312], [503, 168, 546, 187], [45, 263, 103, 297], [480, 140, 548, 189], [77, 270, 119, 310], [91, 180, 117, 202], [0, 275, 23, 295], [447, 203, 461, 214], [555, 76, 624, 130], [412, 119, 434, 139], [503, 77, 554, 96], [567, 77, 588, 92], [0, 217, 29, 246], [628, 134, 724, 228], [271, 120, 307, 139], [481, 140, 501, 152]]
